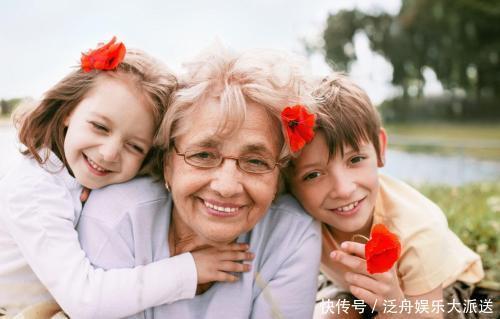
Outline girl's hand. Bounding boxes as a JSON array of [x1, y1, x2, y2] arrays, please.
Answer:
[[192, 243, 254, 284], [330, 241, 405, 312], [80, 187, 91, 203]]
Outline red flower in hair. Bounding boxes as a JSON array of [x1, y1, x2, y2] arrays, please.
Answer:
[[365, 224, 401, 274], [80, 36, 126, 72], [281, 105, 315, 152]]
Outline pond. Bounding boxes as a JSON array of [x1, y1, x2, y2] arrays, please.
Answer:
[[1, 125, 500, 185]]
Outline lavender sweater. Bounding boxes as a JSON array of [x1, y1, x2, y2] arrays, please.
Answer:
[[77, 177, 321, 319]]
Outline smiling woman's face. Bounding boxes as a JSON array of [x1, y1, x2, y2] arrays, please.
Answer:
[[164, 98, 282, 245]]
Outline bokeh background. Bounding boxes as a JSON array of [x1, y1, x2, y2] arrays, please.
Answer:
[[1, 0, 499, 289]]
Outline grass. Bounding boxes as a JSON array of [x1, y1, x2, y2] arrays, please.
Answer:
[[385, 122, 500, 160], [415, 182, 500, 289]]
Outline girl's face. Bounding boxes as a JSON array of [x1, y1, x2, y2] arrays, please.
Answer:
[[289, 130, 386, 242], [63, 75, 155, 189]]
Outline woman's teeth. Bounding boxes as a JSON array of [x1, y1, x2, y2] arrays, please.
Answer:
[[204, 201, 239, 213], [336, 200, 359, 212], [87, 157, 108, 172]]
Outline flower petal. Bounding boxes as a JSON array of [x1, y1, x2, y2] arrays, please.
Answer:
[[365, 224, 401, 274]]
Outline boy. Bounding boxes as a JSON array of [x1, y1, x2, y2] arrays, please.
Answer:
[[287, 74, 485, 318]]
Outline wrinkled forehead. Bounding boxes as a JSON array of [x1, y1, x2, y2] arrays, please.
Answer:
[[175, 99, 282, 157]]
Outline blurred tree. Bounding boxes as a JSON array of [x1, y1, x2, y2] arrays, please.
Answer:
[[0, 98, 22, 116], [322, 0, 500, 119]]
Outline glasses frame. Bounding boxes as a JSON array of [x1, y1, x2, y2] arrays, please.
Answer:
[[173, 145, 288, 174]]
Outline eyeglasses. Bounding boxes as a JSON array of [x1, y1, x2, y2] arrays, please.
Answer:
[[173, 145, 286, 174]]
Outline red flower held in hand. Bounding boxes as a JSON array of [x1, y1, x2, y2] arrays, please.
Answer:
[[281, 105, 315, 152], [365, 224, 401, 274], [81, 36, 126, 72]]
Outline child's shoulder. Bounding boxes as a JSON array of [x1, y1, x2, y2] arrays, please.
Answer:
[[0, 153, 69, 194], [88, 176, 167, 206], [376, 173, 448, 234], [81, 176, 168, 225]]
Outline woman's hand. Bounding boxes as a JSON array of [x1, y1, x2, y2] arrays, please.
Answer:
[[192, 243, 254, 284], [330, 241, 405, 312]]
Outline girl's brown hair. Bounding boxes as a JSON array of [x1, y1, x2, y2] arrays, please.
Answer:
[[16, 49, 177, 177]]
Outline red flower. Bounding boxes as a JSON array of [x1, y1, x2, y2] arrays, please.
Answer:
[[281, 105, 315, 152], [365, 224, 401, 274], [80, 36, 126, 73]]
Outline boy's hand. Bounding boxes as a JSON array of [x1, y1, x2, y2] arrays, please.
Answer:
[[330, 241, 405, 312], [192, 243, 254, 284]]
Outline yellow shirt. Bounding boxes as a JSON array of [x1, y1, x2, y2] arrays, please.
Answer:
[[320, 174, 484, 296]]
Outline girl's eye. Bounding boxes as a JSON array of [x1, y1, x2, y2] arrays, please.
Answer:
[[303, 171, 321, 181], [129, 144, 145, 154], [350, 156, 366, 164], [90, 121, 108, 132]]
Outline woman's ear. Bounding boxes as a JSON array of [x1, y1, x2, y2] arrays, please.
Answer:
[[163, 152, 173, 192], [377, 128, 388, 167]]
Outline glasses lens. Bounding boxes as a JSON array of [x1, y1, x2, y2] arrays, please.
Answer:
[[239, 156, 275, 174], [185, 150, 220, 168]]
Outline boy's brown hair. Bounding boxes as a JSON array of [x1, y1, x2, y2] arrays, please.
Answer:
[[313, 73, 383, 165], [15, 49, 177, 178]]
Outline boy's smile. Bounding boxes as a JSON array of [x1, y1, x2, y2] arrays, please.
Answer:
[[328, 196, 366, 216], [290, 130, 387, 242]]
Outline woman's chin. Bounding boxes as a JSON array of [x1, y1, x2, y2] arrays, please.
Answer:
[[199, 229, 240, 246]]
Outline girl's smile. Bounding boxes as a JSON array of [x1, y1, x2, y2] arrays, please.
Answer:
[[63, 75, 155, 189]]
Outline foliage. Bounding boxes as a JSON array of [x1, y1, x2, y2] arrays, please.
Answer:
[[379, 95, 500, 121], [416, 182, 500, 288], [321, 0, 500, 118], [0, 98, 22, 116], [384, 121, 500, 160]]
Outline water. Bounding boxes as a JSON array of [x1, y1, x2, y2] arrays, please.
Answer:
[[1, 125, 500, 185], [381, 149, 500, 185]]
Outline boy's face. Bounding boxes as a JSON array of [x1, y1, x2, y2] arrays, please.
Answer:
[[289, 130, 387, 241]]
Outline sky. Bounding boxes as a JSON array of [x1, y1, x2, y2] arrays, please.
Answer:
[[0, 0, 407, 104]]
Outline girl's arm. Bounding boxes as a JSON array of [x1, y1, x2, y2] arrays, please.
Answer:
[[3, 177, 197, 319]]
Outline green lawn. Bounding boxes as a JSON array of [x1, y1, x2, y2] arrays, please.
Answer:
[[415, 182, 500, 289], [385, 122, 500, 160]]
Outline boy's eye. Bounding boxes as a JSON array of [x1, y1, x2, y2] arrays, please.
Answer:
[[303, 171, 321, 181], [90, 121, 108, 132], [350, 156, 366, 164]]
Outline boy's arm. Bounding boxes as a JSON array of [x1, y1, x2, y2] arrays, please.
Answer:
[[3, 178, 196, 319], [251, 219, 322, 319]]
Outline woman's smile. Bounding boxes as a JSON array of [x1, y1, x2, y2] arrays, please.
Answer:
[[201, 197, 245, 218]]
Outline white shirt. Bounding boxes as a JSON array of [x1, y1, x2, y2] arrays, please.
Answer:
[[0, 150, 197, 318]]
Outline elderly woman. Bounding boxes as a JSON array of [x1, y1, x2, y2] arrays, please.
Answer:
[[77, 45, 321, 319]]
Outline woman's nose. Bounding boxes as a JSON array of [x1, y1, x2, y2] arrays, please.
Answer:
[[209, 159, 244, 197]]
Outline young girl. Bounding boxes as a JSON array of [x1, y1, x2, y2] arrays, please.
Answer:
[[287, 74, 485, 318], [0, 37, 252, 318]]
